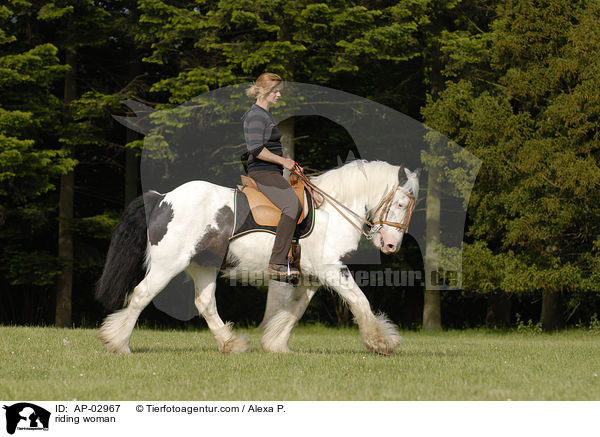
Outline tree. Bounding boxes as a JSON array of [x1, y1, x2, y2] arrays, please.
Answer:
[[423, 0, 600, 330], [32, 0, 116, 326], [415, 0, 497, 330], [0, 0, 73, 322]]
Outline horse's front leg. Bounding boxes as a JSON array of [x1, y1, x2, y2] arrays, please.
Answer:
[[258, 279, 294, 329], [324, 265, 402, 355]]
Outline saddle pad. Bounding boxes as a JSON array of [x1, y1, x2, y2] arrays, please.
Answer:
[[230, 186, 315, 240]]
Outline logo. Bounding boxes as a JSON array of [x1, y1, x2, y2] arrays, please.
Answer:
[[3, 403, 50, 434]]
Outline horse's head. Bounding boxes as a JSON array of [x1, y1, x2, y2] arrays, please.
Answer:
[[372, 166, 420, 254]]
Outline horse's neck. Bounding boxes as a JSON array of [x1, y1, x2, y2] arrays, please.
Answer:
[[311, 164, 396, 219]]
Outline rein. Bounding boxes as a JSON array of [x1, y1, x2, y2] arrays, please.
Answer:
[[291, 164, 415, 239]]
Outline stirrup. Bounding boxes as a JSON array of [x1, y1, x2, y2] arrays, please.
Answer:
[[268, 263, 300, 277]]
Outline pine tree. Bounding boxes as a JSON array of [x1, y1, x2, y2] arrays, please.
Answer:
[[423, 0, 600, 330], [0, 0, 73, 322]]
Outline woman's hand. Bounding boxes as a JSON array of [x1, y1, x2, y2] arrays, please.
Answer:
[[282, 158, 297, 171], [285, 159, 304, 174]]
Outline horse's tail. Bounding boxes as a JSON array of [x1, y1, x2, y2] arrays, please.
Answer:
[[95, 191, 164, 311]]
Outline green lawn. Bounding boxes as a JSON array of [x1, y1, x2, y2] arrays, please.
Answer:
[[1, 325, 598, 400]]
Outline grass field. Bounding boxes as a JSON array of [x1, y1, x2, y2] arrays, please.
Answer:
[[1, 325, 599, 400]]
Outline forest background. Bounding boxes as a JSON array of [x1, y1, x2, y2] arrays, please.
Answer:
[[1, 0, 599, 332]]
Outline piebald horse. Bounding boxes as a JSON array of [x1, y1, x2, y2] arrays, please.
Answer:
[[95, 160, 420, 355]]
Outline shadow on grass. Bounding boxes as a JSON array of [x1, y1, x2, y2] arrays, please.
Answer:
[[129, 344, 461, 357], [133, 345, 216, 354]]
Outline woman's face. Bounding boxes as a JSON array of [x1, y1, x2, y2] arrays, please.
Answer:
[[265, 85, 282, 106]]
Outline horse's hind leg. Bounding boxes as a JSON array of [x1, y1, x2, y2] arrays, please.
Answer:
[[98, 261, 185, 354], [187, 263, 250, 354], [261, 284, 317, 353]]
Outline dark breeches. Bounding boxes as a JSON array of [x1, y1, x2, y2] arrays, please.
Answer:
[[249, 170, 302, 265]]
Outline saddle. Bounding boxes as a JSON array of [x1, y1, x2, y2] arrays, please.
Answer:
[[237, 175, 307, 226], [230, 174, 316, 242]]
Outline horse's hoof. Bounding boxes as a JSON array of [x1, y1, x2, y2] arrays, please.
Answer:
[[104, 344, 131, 355], [360, 313, 402, 355], [260, 340, 292, 354], [220, 336, 251, 354]]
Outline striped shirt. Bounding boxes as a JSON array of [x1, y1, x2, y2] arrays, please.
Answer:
[[241, 104, 283, 173]]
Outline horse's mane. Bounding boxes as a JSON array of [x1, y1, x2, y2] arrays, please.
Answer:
[[310, 160, 399, 209]]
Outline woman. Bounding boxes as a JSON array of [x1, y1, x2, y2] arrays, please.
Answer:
[[241, 73, 303, 278]]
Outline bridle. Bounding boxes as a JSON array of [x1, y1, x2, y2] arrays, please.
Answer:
[[291, 164, 416, 240], [369, 185, 415, 238]]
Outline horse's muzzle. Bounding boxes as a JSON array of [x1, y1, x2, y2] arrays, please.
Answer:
[[378, 230, 404, 255]]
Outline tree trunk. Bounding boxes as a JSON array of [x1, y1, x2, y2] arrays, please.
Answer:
[[486, 292, 511, 328], [422, 165, 442, 331], [56, 170, 74, 327], [55, 47, 77, 328], [423, 290, 441, 330], [421, 37, 444, 332], [541, 290, 564, 332]]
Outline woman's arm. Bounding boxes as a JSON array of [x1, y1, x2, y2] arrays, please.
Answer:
[[256, 148, 297, 171]]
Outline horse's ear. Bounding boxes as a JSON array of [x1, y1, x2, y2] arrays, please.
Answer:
[[398, 165, 408, 186]]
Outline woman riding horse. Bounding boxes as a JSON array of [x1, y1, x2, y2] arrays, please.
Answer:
[[241, 73, 303, 279]]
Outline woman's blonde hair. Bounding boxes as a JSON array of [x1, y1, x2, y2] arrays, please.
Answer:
[[246, 73, 283, 99]]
